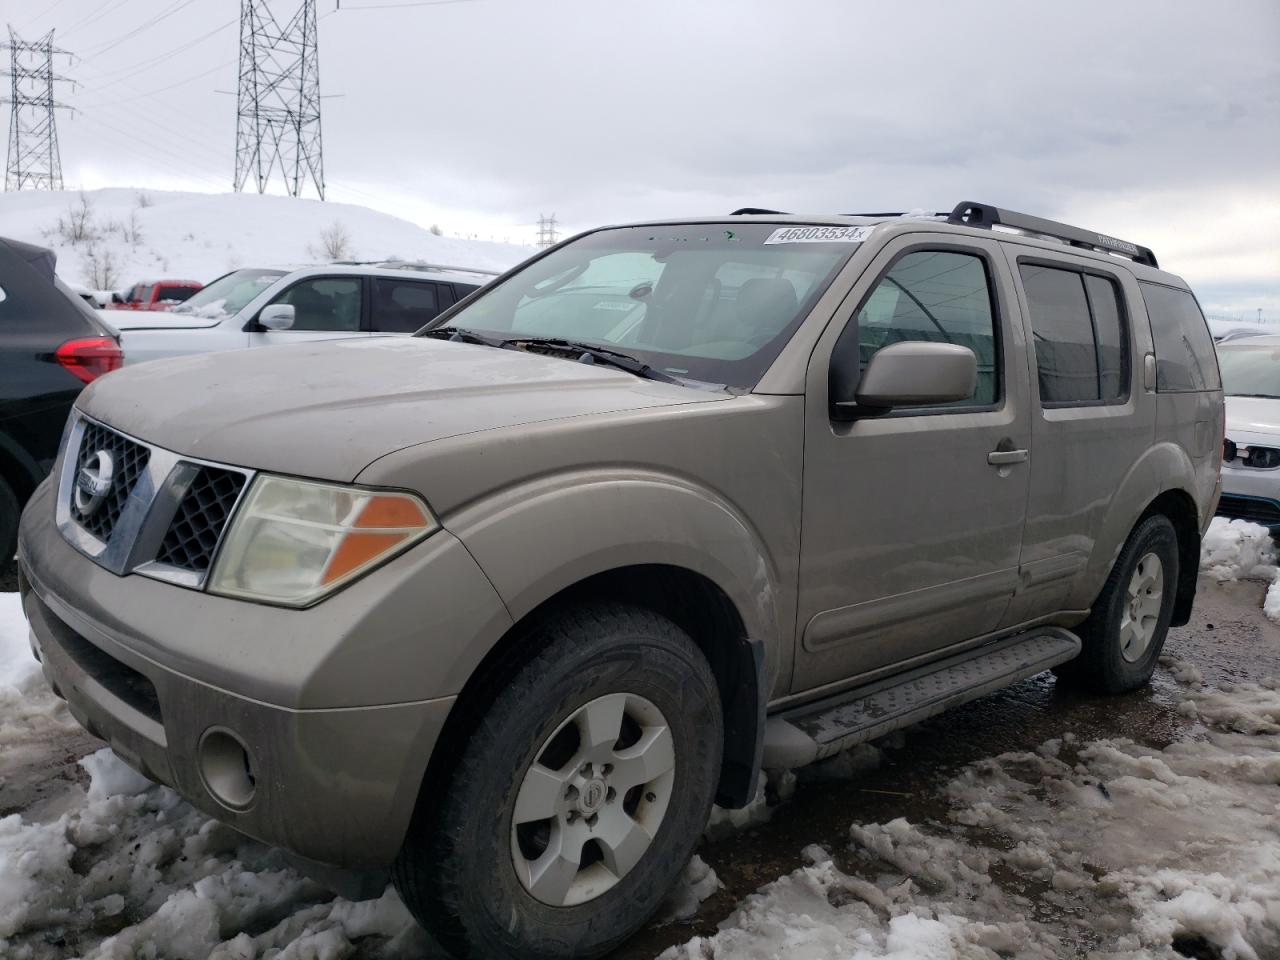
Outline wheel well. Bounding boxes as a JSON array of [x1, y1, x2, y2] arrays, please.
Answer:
[[409, 565, 762, 840], [0, 443, 37, 506], [1139, 489, 1200, 627]]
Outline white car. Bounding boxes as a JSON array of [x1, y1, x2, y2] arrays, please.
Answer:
[[1217, 334, 1280, 528], [106, 262, 499, 365]]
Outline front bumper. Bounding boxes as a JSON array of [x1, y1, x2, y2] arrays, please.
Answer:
[[17, 480, 512, 869], [1218, 460, 1280, 528]]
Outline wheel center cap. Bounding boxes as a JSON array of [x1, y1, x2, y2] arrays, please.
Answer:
[[578, 778, 606, 814]]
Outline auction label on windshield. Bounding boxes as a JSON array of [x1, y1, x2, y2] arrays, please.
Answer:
[[763, 225, 873, 244]]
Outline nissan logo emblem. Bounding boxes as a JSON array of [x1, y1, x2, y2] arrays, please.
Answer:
[[74, 450, 115, 516]]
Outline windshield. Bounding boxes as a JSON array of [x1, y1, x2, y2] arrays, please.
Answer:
[[1218, 344, 1280, 399], [424, 223, 865, 388], [172, 268, 286, 318]]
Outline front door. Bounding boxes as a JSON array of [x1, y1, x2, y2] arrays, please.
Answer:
[[250, 275, 371, 348], [793, 234, 1032, 694]]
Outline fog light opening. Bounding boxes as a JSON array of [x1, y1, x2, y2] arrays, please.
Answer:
[[199, 728, 257, 809]]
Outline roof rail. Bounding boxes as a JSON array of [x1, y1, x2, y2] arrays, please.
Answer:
[[730, 207, 788, 215], [948, 201, 1158, 268]]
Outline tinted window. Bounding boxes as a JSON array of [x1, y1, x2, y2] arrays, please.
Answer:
[[1140, 282, 1221, 391], [835, 250, 998, 408], [270, 277, 362, 332], [157, 285, 197, 304], [371, 279, 440, 333], [1020, 265, 1098, 404], [1086, 274, 1126, 399], [453, 282, 479, 301]]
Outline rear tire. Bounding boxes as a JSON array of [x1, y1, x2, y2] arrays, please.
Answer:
[[392, 602, 723, 960], [0, 475, 19, 571], [1054, 514, 1179, 694]]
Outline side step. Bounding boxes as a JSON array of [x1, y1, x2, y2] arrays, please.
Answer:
[[763, 627, 1081, 769]]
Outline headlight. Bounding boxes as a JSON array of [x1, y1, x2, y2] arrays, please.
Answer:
[[208, 475, 436, 606]]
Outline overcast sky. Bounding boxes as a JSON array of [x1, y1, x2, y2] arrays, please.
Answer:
[[8, 0, 1279, 316]]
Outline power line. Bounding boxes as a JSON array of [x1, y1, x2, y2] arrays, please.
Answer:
[[235, 1, 325, 199], [76, 0, 203, 61], [87, 19, 237, 88], [2, 28, 74, 191], [537, 213, 559, 248]]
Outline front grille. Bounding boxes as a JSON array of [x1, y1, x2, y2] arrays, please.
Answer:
[[1217, 494, 1280, 527], [71, 421, 150, 542], [155, 467, 247, 572]]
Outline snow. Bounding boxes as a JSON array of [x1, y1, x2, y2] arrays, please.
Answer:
[[0, 188, 533, 292], [1200, 516, 1280, 623]]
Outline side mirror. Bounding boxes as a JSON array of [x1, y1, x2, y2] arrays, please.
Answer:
[[832, 341, 977, 419], [258, 303, 296, 331]]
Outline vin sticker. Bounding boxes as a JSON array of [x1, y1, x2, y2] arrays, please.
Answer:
[[764, 225, 873, 245]]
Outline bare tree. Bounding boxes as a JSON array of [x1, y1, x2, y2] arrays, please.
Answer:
[[84, 243, 121, 290], [135, 191, 154, 208], [311, 221, 352, 261], [57, 191, 97, 245], [429, 223, 443, 236], [125, 211, 143, 246]]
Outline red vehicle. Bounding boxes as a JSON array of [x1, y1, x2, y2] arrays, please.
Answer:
[[111, 279, 203, 311]]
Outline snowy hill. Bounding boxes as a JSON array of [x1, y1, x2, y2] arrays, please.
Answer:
[[0, 188, 534, 292]]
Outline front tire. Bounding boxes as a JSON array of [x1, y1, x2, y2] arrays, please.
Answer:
[[1055, 514, 1179, 694], [393, 602, 723, 960]]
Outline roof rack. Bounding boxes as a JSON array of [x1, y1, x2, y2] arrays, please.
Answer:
[[948, 201, 1158, 268]]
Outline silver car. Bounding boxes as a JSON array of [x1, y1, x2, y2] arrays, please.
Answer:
[[18, 202, 1222, 959], [1217, 335, 1280, 527], [106, 262, 497, 365]]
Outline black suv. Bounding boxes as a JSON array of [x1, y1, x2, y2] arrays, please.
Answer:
[[1, 237, 122, 567]]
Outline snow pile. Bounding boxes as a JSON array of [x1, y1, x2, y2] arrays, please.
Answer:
[[0, 188, 532, 290], [664, 677, 1280, 960], [1201, 516, 1280, 623], [657, 854, 723, 924], [0, 592, 37, 691]]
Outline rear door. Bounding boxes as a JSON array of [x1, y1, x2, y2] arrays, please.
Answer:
[[248, 275, 371, 348], [369, 277, 448, 335], [1000, 248, 1152, 624], [793, 234, 1032, 693]]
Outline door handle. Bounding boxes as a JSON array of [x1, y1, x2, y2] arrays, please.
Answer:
[[987, 448, 1028, 466]]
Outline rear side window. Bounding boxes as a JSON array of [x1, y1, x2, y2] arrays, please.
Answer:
[[157, 285, 197, 304], [371, 279, 442, 333], [837, 249, 998, 409], [1140, 282, 1221, 391], [1019, 264, 1128, 405]]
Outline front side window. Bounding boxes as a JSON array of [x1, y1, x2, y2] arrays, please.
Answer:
[[269, 277, 362, 332], [1140, 282, 1221, 392], [834, 250, 998, 409], [1020, 264, 1129, 405], [371, 279, 440, 332], [430, 224, 860, 389]]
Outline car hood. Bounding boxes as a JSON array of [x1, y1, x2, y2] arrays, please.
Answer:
[[77, 336, 725, 481], [1225, 395, 1280, 444], [103, 309, 226, 331]]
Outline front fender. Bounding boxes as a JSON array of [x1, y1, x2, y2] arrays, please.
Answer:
[[443, 467, 787, 697]]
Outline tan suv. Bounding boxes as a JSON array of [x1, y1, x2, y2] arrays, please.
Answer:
[[17, 202, 1223, 959]]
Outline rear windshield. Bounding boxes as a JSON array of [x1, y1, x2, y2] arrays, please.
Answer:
[[430, 223, 864, 388], [1217, 345, 1280, 400], [172, 268, 286, 319], [1140, 282, 1221, 392]]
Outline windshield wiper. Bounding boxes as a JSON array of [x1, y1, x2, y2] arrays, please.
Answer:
[[422, 326, 514, 350], [511, 338, 681, 384]]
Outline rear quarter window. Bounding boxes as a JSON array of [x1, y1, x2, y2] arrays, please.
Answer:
[[1139, 282, 1221, 391]]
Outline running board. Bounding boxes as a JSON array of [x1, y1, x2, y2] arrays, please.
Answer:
[[763, 627, 1081, 769]]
